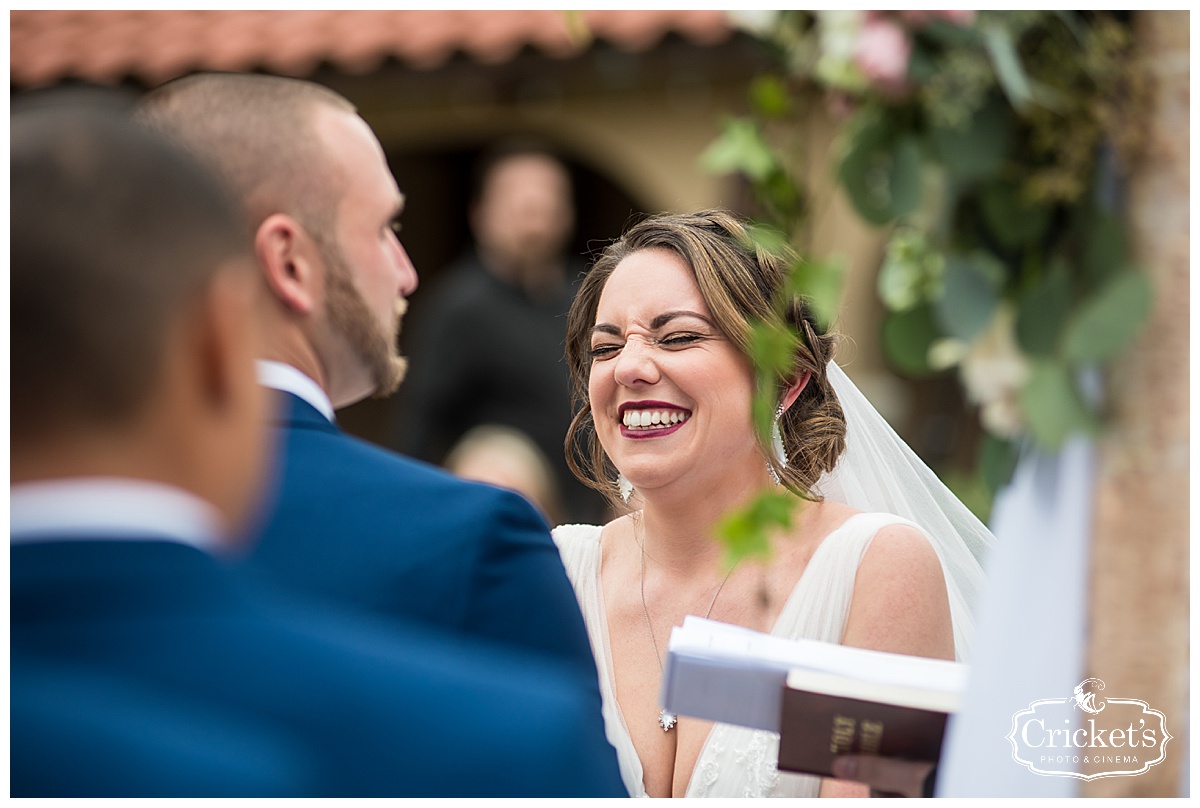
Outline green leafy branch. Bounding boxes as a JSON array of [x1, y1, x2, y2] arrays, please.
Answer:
[[705, 11, 1152, 512]]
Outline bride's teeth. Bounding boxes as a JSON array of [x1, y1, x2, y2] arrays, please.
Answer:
[[623, 409, 690, 429]]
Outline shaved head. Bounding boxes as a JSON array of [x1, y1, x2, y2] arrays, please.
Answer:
[[136, 72, 355, 235]]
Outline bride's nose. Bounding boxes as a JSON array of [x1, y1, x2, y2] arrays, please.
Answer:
[[613, 336, 661, 388]]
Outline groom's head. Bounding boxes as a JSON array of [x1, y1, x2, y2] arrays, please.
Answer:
[[12, 96, 270, 536], [137, 72, 419, 410]]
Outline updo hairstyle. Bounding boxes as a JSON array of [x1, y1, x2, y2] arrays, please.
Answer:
[[563, 210, 846, 507]]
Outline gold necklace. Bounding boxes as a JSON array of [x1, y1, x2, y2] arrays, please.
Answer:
[[640, 527, 736, 732]]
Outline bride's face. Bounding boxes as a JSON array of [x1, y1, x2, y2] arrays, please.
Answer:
[[588, 247, 763, 498]]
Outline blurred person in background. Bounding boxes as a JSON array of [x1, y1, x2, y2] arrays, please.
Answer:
[[398, 142, 606, 524], [444, 423, 564, 526], [135, 75, 616, 720], [11, 98, 627, 798]]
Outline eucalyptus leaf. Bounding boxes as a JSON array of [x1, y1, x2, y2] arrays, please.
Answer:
[[753, 491, 796, 530], [751, 381, 776, 445], [748, 321, 800, 378], [715, 509, 769, 563], [1020, 359, 1096, 449], [934, 253, 1004, 342], [979, 433, 1020, 493], [922, 18, 984, 47], [1062, 270, 1153, 364], [878, 229, 944, 312], [907, 42, 939, 85], [980, 180, 1053, 250], [1080, 208, 1128, 285], [750, 75, 791, 118], [840, 111, 902, 225], [930, 95, 1014, 183], [888, 136, 924, 222], [790, 257, 844, 331], [757, 168, 804, 223], [1015, 261, 1070, 357], [882, 304, 942, 378], [715, 490, 797, 568], [983, 23, 1033, 112], [701, 117, 779, 182], [742, 222, 789, 257]]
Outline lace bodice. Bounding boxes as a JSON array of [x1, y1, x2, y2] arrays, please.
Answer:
[[553, 512, 925, 798]]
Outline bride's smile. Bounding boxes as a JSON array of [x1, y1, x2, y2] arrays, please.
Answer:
[[618, 401, 692, 437]]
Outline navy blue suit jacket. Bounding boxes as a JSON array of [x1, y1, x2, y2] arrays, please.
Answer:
[[12, 538, 627, 797], [246, 393, 599, 683]]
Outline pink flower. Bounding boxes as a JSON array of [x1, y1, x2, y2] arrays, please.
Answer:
[[934, 9, 976, 26], [897, 9, 977, 29], [854, 16, 912, 99]]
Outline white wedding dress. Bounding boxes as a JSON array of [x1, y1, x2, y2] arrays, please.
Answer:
[[554, 511, 937, 798]]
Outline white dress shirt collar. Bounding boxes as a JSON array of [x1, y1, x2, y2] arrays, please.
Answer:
[[10, 477, 225, 552], [256, 360, 335, 423]]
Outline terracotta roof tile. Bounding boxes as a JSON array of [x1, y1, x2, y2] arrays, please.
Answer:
[[11, 10, 735, 88]]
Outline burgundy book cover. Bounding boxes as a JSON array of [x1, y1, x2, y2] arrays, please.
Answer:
[[777, 686, 949, 778]]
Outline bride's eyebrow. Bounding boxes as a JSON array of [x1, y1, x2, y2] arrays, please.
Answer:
[[591, 311, 714, 337], [650, 310, 714, 330]]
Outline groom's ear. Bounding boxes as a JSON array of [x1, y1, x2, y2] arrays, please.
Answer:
[[780, 369, 812, 413]]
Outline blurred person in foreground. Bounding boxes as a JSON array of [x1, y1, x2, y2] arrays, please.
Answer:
[[11, 98, 625, 797], [136, 75, 616, 718], [398, 143, 605, 523]]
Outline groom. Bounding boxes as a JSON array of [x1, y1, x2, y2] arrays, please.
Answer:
[[136, 75, 606, 686], [11, 99, 625, 797]]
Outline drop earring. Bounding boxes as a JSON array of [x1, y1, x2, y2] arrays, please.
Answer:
[[618, 472, 634, 504], [768, 402, 787, 485]]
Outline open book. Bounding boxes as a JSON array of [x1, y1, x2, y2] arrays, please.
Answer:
[[661, 617, 966, 777]]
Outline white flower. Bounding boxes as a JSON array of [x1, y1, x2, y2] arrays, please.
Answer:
[[958, 304, 1030, 439], [980, 397, 1026, 439], [815, 10, 869, 93], [725, 10, 778, 36], [927, 337, 968, 371], [817, 10, 865, 61]]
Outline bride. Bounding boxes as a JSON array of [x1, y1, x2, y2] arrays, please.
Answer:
[[553, 210, 991, 797]]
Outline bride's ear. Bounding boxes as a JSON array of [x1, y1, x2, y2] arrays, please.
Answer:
[[780, 369, 812, 413]]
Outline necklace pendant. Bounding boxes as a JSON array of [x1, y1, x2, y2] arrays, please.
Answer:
[[658, 708, 677, 732]]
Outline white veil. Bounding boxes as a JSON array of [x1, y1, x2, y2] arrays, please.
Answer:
[[811, 360, 994, 663]]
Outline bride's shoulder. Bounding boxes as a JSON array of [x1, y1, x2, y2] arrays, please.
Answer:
[[550, 521, 604, 549]]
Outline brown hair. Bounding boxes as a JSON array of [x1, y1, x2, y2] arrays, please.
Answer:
[[135, 72, 356, 236], [563, 209, 845, 507]]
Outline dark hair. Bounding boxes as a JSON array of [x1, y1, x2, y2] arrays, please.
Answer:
[[564, 209, 846, 507], [12, 97, 250, 437]]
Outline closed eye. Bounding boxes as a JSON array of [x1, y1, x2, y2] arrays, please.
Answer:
[[658, 332, 704, 347], [589, 343, 622, 359]]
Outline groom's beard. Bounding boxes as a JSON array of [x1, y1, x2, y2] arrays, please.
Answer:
[[323, 244, 408, 399]]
